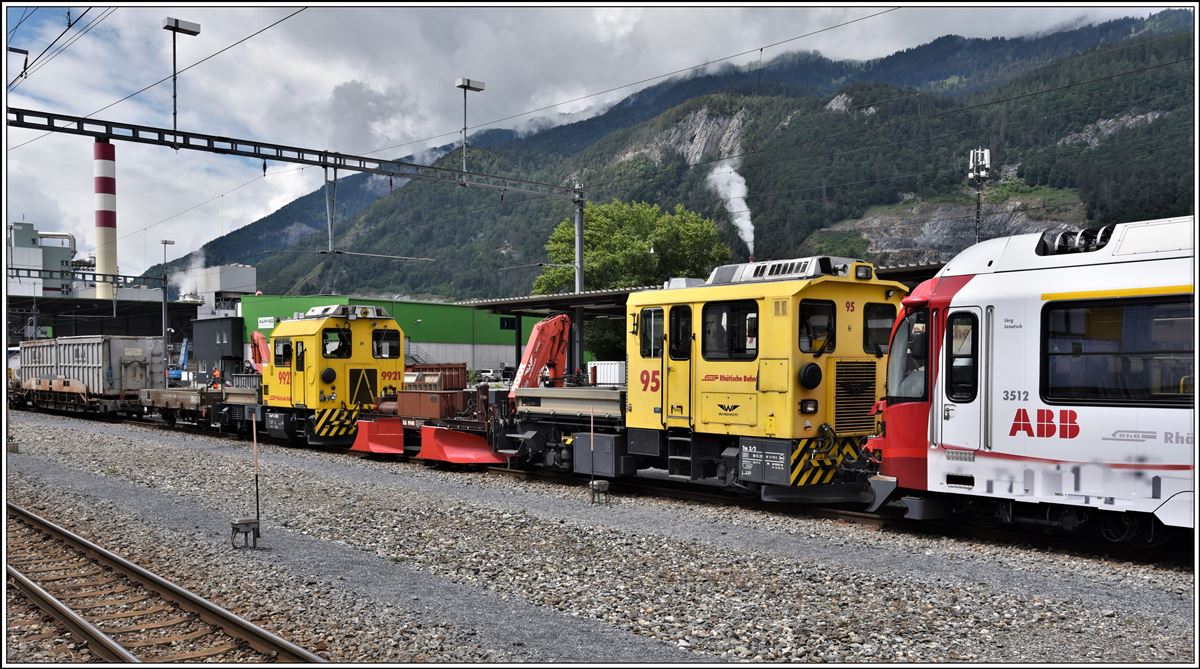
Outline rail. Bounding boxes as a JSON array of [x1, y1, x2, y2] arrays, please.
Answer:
[[7, 503, 326, 663], [6, 565, 139, 663]]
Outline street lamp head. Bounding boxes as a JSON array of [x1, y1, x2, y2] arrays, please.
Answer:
[[455, 77, 485, 92], [161, 239, 175, 245], [163, 17, 201, 36]]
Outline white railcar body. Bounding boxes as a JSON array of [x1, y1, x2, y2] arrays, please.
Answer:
[[879, 216, 1194, 530]]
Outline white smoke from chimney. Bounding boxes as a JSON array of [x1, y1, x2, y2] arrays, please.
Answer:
[[706, 158, 754, 256], [169, 250, 207, 298]]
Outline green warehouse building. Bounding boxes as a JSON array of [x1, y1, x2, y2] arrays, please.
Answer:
[[239, 295, 536, 372]]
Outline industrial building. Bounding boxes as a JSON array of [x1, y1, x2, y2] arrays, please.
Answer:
[[7, 221, 86, 297], [239, 294, 537, 371]]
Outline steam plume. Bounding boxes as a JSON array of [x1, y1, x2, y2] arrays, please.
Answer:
[[707, 158, 753, 255]]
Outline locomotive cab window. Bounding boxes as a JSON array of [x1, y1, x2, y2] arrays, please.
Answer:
[[273, 338, 292, 367], [322, 328, 352, 359], [887, 308, 928, 402], [372, 329, 401, 359], [702, 300, 758, 360], [863, 303, 896, 355], [800, 300, 835, 353], [669, 306, 692, 360], [1042, 296, 1193, 406], [640, 308, 664, 358], [945, 312, 978, 402]]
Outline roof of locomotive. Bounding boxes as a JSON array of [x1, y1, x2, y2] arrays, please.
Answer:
[[270, 304, 399, 337], [938, 215, 1194, 278], [628, 257, 907, 307]]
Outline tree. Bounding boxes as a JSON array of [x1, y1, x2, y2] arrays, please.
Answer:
[[533, 200, 730, 359]]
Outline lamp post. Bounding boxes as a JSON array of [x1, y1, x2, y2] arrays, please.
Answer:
[[163, 17, 200, 148], [967, 147, 990, 244], [161, 240, 175, 387], [455, 77, 484, 173]]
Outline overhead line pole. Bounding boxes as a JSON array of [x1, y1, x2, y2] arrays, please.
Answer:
[[572, 186, 585, 377]]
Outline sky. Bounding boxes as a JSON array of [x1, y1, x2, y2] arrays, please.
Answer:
[[2, 3, 1184, 277]]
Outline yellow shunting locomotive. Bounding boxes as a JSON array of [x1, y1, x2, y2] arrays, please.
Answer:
[[497, 256, 907, 501], [262, 304, 405, 446]]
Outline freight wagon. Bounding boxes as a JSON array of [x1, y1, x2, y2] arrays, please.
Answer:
[[17, 335, 165, 416]]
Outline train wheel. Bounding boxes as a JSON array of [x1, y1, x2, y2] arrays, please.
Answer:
[[1098, 512, 1139, 544], [163, 409, 177, 428], [964, 500, 1003, 529], [1128, 515, 1172, 549]]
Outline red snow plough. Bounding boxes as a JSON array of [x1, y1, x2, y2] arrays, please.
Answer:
[[350, 314, 573, 464]]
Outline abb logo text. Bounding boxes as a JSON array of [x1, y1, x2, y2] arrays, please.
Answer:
[[1009, 408, 1079, 439]]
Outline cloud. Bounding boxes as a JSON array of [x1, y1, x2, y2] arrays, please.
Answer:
[[3, 6, 1173, 275]]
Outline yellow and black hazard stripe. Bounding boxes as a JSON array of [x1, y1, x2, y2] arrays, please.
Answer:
[[789, 436, 864, 486], [311, 408, 360, 438]]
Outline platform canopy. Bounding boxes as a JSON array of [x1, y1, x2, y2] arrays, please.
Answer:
[[458, 286, 652, 320]]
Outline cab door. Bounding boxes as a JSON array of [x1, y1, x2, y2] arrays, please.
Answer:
[[939, 307, 982, 451], [665, 305, 693, 427], [628, 306, 665, 429], [291, 341, 307, 407]]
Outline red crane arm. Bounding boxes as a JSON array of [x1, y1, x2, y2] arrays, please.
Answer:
[[250, 330, 271, 373], [509, 314, 572, 401]]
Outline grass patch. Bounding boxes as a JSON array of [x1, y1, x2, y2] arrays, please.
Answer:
[[800, 229, 870, 258]]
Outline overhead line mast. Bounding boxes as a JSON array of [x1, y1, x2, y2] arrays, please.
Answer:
[[7, 107, 590, 371]]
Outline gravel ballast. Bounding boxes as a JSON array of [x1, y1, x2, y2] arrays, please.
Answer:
[[5, 412, 1195, 663]]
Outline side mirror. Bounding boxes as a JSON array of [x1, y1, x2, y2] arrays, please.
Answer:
[[909, 331, 928, 361]]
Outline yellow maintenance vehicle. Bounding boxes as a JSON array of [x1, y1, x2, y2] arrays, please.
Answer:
[[261, 304, 405, 446], [494, 256, 907, 502]]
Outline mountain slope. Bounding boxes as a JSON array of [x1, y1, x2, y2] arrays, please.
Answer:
[[179, 10, 1194, 299]]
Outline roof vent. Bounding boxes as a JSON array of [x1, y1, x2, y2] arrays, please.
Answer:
[[1034, 224, 1114, 256], [663, 277, 706, 289], [705, 256, 862, 285]]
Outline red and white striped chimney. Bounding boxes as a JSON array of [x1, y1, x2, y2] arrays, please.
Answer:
[[93, 139, 117, 299]]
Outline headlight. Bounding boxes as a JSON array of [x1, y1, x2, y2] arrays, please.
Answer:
[[856, 265, 873, 280], [321, 367, 336, 384], [800, 399, 819, 414], [799, 362, 822, 389]]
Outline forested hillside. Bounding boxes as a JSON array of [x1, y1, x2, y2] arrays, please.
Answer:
[[153, 10, 1193, 299]]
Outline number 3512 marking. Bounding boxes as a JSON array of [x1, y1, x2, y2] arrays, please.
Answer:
[[1002, 390, 1029, 401]]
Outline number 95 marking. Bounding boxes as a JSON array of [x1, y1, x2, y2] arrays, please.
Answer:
[[639, 369, 661, 392]]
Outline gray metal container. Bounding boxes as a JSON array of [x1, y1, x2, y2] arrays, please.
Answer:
[[573, 432, 636, 477], [20, 335, 165, 396]]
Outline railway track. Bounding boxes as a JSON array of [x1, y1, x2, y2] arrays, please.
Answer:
[[6, 503, 326, 664], [483, 465, 1193, 566], [19, 408, 1193, 565]]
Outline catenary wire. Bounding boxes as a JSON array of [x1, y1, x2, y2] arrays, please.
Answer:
[[7, 8, 307, 151], [6, 7, 91, 88], [13, 7, 118, 85]]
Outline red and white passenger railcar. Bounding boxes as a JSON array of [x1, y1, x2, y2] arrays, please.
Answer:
[[869, 216, 1194, 542]]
